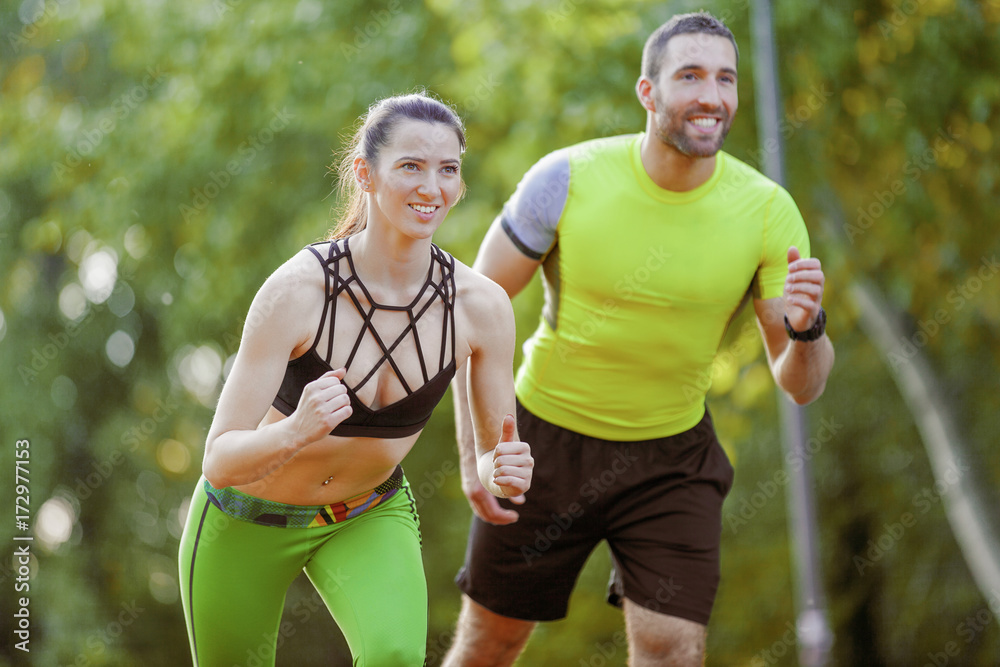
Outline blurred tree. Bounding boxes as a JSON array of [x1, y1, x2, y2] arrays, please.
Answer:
[[1, 0, 998, 665]]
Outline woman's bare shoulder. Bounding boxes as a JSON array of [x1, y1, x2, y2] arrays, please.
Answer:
[[257, 244, 329, 299], [451, 256, 515, 350], [452, 256, 510, 309], [239, 244, 330, 350]]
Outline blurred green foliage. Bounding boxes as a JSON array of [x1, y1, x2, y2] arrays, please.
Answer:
[[2, 0, 999, 664]]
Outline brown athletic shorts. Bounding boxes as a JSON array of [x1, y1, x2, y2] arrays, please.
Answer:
[[455, 401, 734, 625]]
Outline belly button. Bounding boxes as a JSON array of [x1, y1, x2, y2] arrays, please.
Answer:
[[322, 476, 334, 486]]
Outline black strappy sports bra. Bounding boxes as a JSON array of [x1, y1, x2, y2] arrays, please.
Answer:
[[272, 237, 457, 438]]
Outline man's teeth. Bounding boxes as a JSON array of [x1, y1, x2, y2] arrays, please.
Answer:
[[690, 118, 718, 127], [411, 204, 436, 214]]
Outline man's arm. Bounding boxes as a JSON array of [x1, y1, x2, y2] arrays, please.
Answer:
[[473, 221, 544, 298], [454, 224, 542, 524], [754, 246, 835, 405]]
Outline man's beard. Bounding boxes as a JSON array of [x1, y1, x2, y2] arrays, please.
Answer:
[[654, 104, 732, 158]]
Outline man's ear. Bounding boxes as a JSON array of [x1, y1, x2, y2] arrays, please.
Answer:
[[636, 77, 656, 112]]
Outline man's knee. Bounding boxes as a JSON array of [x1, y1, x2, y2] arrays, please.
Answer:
[[631, 629, 704, 666], [625, 601, 706, 666], [443, 596, 535, 667]]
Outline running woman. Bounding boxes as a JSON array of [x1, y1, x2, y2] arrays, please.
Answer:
[[178, 92, 533, 666]]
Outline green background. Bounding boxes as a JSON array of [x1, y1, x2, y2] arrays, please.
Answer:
[[2, 0, 999, 664]]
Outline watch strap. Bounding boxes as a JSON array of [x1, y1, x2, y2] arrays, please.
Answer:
[[785, 307, 826, 342]]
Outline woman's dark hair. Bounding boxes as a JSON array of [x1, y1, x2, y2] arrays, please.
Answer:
[[327, 92, 467, 240], [641, 12, 739, 81]]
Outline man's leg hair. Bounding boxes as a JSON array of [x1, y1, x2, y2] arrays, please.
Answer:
[[442, 594, 536, 667], [624, 599, 706, 667]]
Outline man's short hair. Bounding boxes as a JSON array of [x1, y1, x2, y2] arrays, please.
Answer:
[[641, 12, 739, 80]]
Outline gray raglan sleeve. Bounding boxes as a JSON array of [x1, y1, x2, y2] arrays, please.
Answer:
[[496, 150, 570, 260]]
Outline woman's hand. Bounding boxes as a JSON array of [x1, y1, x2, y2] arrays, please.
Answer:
[[289, 368, 354, 446], [487, 413, 533, 502]]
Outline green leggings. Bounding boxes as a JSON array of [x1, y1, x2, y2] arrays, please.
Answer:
[[178, 477, 426, 666]]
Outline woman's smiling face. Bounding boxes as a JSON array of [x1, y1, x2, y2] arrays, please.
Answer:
[[360, 118, 464, 239]]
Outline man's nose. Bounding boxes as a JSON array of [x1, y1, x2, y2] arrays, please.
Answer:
[[698, 81, 722, 107]]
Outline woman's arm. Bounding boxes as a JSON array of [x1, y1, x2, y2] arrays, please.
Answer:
[[461, 273, 533, 501], [202, 250, 353, 488]]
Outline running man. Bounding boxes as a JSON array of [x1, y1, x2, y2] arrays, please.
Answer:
[[444, 12, 834, 666]]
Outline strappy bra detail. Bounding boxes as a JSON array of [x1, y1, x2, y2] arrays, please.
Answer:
[[272, 237, 458, 438]]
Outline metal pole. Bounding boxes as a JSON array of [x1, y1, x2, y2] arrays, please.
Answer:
[[749, 1, 834, 664]]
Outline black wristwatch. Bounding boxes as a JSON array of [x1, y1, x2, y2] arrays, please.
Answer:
[[785, 308, 826, 342]]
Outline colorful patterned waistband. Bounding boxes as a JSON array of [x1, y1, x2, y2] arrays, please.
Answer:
[[203, 466, 405, 528]]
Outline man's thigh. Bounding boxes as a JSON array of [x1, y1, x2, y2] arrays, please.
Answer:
[[604, 410, 734, 625]]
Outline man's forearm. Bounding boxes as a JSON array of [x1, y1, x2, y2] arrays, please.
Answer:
[[776, 336, 835, 405]]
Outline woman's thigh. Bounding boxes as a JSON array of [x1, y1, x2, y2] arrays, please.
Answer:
[[179, 481, 308, 666], [305, 489, 426, 666]]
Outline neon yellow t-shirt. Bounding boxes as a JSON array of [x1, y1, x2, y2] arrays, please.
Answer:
[[502, 134, 810, 440]]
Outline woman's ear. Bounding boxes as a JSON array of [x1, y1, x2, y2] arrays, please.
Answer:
[[353, 156, 372, 191]]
